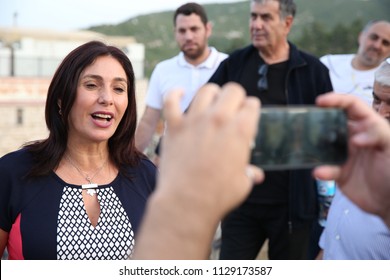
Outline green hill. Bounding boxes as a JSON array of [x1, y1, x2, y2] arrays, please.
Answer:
[[89, 0, 390, 77]]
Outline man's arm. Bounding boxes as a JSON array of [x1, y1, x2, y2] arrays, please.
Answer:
[[135, 106, 162, 152]]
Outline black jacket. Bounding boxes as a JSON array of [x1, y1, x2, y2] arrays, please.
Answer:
[[208, 42, 333, 229]]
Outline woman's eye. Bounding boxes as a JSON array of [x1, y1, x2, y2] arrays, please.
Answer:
[[114, 86, 126, 93], [85, 83, 97, 89]]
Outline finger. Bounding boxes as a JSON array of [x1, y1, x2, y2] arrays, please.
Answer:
[[317, 93, 390, 151], [352, 126, 390, 149], [316, 93, 374, 121], [186, 83, 220, 115], [163, 89, 184, 129], [246, 165, 264, 185], [348, 113, 390, 150], [236, 97, 261, 142], [211, 82, 247, 124], [313, 165, 341, 181]]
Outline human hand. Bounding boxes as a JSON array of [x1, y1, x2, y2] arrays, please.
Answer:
[[159, 82, 263, 219], [134, 83, 263, 259], [314, 93, 390, 227]]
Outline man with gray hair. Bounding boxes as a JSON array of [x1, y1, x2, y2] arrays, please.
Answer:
[[321, 20, 390, 106], [317, 59, 390, 259], [209, 0, 332, 259], [372, 58, 390, 122]]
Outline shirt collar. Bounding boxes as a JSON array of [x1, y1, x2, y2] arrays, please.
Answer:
[[177, 47, 219, 69]]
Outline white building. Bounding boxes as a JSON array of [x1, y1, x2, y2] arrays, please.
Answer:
[[0, 27, 145, 79]]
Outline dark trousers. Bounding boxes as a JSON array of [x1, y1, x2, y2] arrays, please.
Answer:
[[219, 202, 312, 260], [307, 222, 324, 259]]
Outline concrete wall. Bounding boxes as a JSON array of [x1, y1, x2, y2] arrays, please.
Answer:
[[0, 77, 49, 156]]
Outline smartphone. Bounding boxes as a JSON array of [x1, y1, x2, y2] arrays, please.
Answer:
[[250, 106, 348, 170]]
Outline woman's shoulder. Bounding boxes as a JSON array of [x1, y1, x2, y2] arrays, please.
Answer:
[[0, 148, 33, 171], [139, 156, 157, 169], [137, 157, 158, 178], [0, 149, 35, 197], [123, 156, 157, 177], [119, 157, 157, 194]]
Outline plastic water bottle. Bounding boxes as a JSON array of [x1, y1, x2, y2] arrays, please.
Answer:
[[316, 180, 336, 227]]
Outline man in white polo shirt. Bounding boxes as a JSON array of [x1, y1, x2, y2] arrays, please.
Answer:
[[135, 2, 227, 155]]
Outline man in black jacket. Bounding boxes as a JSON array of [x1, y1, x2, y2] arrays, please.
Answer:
[[209, 0, 333, 260]]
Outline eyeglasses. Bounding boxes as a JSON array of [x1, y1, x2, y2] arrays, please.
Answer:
[[258, 64, 268, 91]]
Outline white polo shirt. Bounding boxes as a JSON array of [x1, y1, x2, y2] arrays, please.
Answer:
[[320, 54, 377, 106], [145, 47, 228, 112]]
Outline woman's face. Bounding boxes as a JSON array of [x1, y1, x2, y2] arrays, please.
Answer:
[[67, 55, 129, 145]]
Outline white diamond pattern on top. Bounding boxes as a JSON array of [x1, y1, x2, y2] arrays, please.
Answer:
[[57, 186, 134, 259]]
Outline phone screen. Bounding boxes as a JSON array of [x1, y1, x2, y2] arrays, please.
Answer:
[[250, 106, 348, 170]]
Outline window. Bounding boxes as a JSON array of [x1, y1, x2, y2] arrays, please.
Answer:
[[16, 108, 23, 125]]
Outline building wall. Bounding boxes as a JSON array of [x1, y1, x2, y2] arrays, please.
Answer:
[[0, 27, 145, 79], [0, 77, 48, 156]]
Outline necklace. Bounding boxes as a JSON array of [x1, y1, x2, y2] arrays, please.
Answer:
[[66, 155, 108, 196]]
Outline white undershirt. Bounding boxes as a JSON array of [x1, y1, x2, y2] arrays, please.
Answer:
[[320, 54, 377, 106]]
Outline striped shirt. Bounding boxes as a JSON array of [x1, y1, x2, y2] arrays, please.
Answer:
[[320, 187, 390, 259]]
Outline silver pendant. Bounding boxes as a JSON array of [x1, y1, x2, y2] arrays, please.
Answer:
[[86, 189, 97, 196], [82, 183, 98, 196]]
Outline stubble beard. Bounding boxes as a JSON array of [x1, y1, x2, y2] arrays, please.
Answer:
[[361, 47, 382, 67], [182, 43, 206, 61]]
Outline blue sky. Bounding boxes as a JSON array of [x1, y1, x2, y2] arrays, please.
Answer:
[[0, 0, 245, 31]]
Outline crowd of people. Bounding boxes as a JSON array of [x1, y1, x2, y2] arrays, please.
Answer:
[[315, 18, 390, 259], [1, 0, 390, 260]]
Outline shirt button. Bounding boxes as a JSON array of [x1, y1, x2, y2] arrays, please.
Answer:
[[335, 235, 340, 240], [344, 209, 349, 214]]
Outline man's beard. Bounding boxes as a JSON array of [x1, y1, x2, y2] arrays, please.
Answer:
[[362, 47, 381, 66], [182, 45, 205, 60]]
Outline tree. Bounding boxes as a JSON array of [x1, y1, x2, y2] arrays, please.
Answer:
[[294, 19, 365, 57]]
